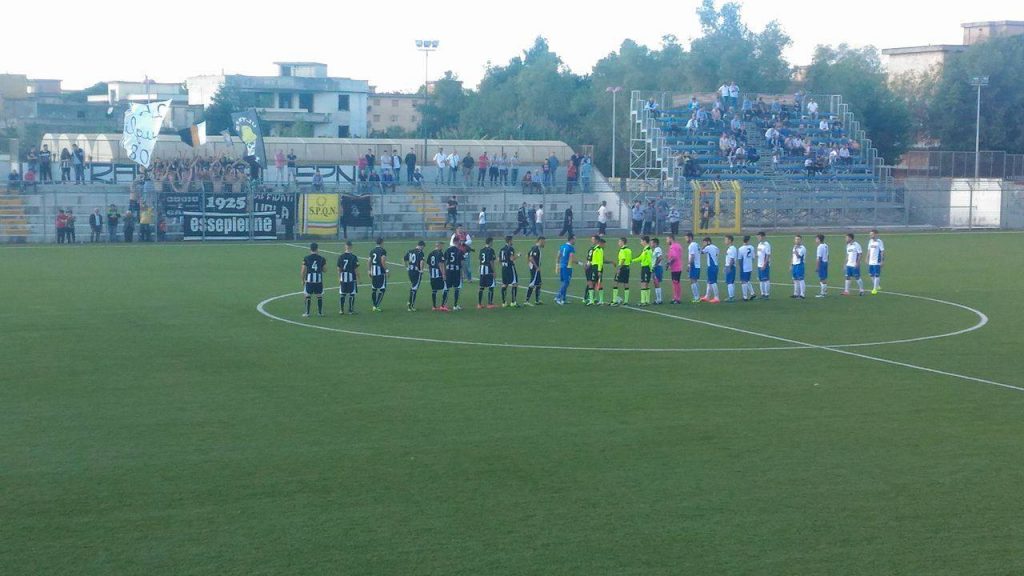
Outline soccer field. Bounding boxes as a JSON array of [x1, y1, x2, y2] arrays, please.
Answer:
[[3, 231, 1024, 575]]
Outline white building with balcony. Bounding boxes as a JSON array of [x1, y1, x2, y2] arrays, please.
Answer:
[[185, 62, 369, 138]]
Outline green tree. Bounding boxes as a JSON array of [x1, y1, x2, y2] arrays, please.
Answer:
[[202, 84, 257, 135], [804, 44, 911, 163], [689, 0, 792, 93], [929, 35, 1024, 154], [418, 71, 467, 138]]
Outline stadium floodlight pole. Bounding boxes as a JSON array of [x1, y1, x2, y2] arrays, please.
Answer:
[[416, 40, 439, 164], [969, 75, 988, 230], [606, 86, 623, 180]]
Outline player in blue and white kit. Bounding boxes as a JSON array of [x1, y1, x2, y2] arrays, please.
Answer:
[[555, 235, 577, 305], [868, 229, 885, 295], [756, 231, 772, 299], [843, 233, 865, 296], [685, 232, 702, 303], [738, 235, 756, 301], [651, 238, 664, 304], [701, 236, 721, 303], [723, 235, 738, 302], [815, 234, 829, 298], [791, 234, 807, 299]]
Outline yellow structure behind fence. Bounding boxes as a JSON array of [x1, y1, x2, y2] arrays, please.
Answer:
[[691, 180, 742, 234]]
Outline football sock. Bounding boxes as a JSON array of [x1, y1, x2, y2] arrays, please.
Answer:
[[512, 286, 518, 302], [672, 281, 681, 301], [371, 288, 378, 306], [535, 289, 540, 303], [584, 286, 591, 302], [655, 287, 663, 302], [727, 284, 735, 299], [488, 287, 494, 304], [844, 279, 850, 292], [820, 282, 827, 295], [305, 297, 311, 315], [597, 288, 605, 304], [316, 297, 323, 314], [409, 289, 417, 306], [873, 277, 880, 290], [712, 285, 719, 299], [377, 289, 386, 306], [478, 288, 484, 305], [432, 291, 438, 307], [501, 287, 508, 303], [526, 287, 534, 302], [799, 280, 806, 296], [340, 296, 345, 310], [691, 283, 699, 300], [442, 290, 449, 306], [612, 288, 619, 302], [348, 294, 355, 312], [624, 289, 630, 303], [793, 281, 799, 295], [453, 289, 460, 306], [856, 279, 864, 291]]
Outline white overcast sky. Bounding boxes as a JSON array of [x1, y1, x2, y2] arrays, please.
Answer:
[[1, 0, 1018, 92]]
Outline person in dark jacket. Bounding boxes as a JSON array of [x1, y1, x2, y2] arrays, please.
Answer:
[[559, 206, 574, 237], [123, 211, 135, 243], [88, 208, 103, 242]]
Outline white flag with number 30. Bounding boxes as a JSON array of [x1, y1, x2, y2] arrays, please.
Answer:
[[121, 100, 171, 168]]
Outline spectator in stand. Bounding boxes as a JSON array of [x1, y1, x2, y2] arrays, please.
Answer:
[[547, 153, 559, 187], [477, 152, 489, 187], [7, 168, 21, 192], [597, 200, 611, 235], [559, 205, 574, 238], [655, 197, 669, 234], [839, 144, 851, 165], [496, 153, 507, 185], [381, 169, 396, 192], [274, 149, 286, 182], [123, 211, 135, 242], [699, 201, 713, 230], [404, 149, 416, 183], [55, 209, 67, 244], [819, 117, 830, 133], [368, 170, 382, 192], [447, 150, 460, 185], [689, 96, 700, 111], [509, 152, 520, 186], [27, 147, 39, 179], [642, 200, 655, 235], [412, 166, 424, 185], [139, 204, 154, 242], [644, 98, 659, 117], [66, 208, 77, 243], [528, 205, 537, 236], [72, 144, 86, 184], [521, 171, 535, 193], [580, 158, 592, 193], [515, 202, 530, 236], [806, 98, 819, 119], [365, 148, 376, 173], [89, 208, 103, 242], [742, 96, 754, 120], [534, 204, 544, 236], [287, 149, 297, 183], [433, 147, 446, 184], [667, 205, 681, 235], [478, 206, 488, 235], [565, 162, 577, 193], [461, 152, 474, 186], [488, 154, 500, 186], [540, 162, 551, 188], [392, 150, 402, 183], [39, 145, 53, 183], [728, 81, 740, 111], [765, 126, 781, 149], [312, 168, 324, 191], [804, 156, 821, 177], [730, 115, 744, 138], [630, 201, 643, 236], [446, 195, 459, 231], [719, 132, 733, 159], [107, 204, 120, 242]]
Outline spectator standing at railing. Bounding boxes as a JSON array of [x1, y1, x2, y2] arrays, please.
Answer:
[[499, 153, 510, 186], [630, 201, 643, 236], [89, 208, 103, 242], [515, 203, 530, 236], [461, 153, 474, 186], [565, 163, 577, 193], [488, 154, 500, 186], [59, 148, 72, 182], [547, 153, 559, 187], [667, 205, 681, 235], [287, 149, 297, 183], [365, 148, 376, 173], [540, 162, 551, 188], [27, 146, 38, 176], [433, 147, 446, 185], [404, 149, 416, 183], [66, 209, 77, 243], [689, 96, 700, 112], [580, 158, 592, 193], [139, 204, 154, 242], [312, 169, 324, 191], [447, 150, 460, 185], [107, 204, 120, 242], [39, 145, 53, 183], [728, 81, 740, 111], [642, 200, 654, 235], [72, 144, 85, 184], [655, 198, 669, 234], [477, 152, 489, 187], [391, 150, 401, 183], [274, 150, 286, 183], [509, 153, 519, 186], [718, 82, 730, 110], [123, 211, 135, 242]]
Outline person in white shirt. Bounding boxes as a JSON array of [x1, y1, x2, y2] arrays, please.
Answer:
[[701, 236, 720, 303], [433, 148, 447, 184], [843, 233, 865, 296], [756, 231, 772, 298], [815, 234, 830, 298], [739, 235, 756, 301], [867, 229, 885, 294], [728, 81, 740, 110], [596, 201, 610, 235], [392, 151, 402, 182], [534, 204, 544, 236], [791, 235, 807, 299], [686, 232, 701, 303], [819, 118, 830, 132], [807, 99, 819, 119], [447, 151, 460, 185], [478, 206, 488, 235], [651, 237, 664, 304], [723, 235, 738, 302]]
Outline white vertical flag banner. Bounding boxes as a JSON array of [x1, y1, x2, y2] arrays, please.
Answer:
[[121, 100, 171, 168]]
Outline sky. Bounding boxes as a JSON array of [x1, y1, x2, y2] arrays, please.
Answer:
[[1, 0, 1019, 92]]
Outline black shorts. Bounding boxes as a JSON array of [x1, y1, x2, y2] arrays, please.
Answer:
[[529, 268, 541, 287], [586, 267, 599, 283], [502, 267, 518, 286], [371, 274, 387, 290], [640, 266, 652, 283], [615, 266, 630, 284], [430, 276, 446, 291], [671, 271, 682, 282], [408, 270, 422, 289], [340, 282, 357, 295], [304, 282, 323, 296], [480, 273, 495, 288], [445, 270, 462, 289]]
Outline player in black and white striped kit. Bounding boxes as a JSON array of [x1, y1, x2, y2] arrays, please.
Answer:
[[404, 240, 425, 312], [301, 242, 327, 317], [524, 237, 545, 306], [368, 238, 388, 312], [336, 241, 360, 315], [427, 241, 446, 311]]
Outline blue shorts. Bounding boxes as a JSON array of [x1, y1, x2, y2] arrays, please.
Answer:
[[846, 265, 861, 278], [706, 265, 719, 284], [740, 270, 752, 282], [758, 265, 770, 282], [688, 266, 700, 281], [653, 266, 664, 282], [817, 262, 828, 281], [725, 266, 736, 285], [560, 268, 573, 283], [792, 263, 805, 281], [869, 264, 881, 277]]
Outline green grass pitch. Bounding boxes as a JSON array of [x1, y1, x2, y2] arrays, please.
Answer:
[[2, 231, 1023, 575]]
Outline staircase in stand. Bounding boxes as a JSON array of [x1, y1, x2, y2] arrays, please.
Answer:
[[0, 193, 30, 242]]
